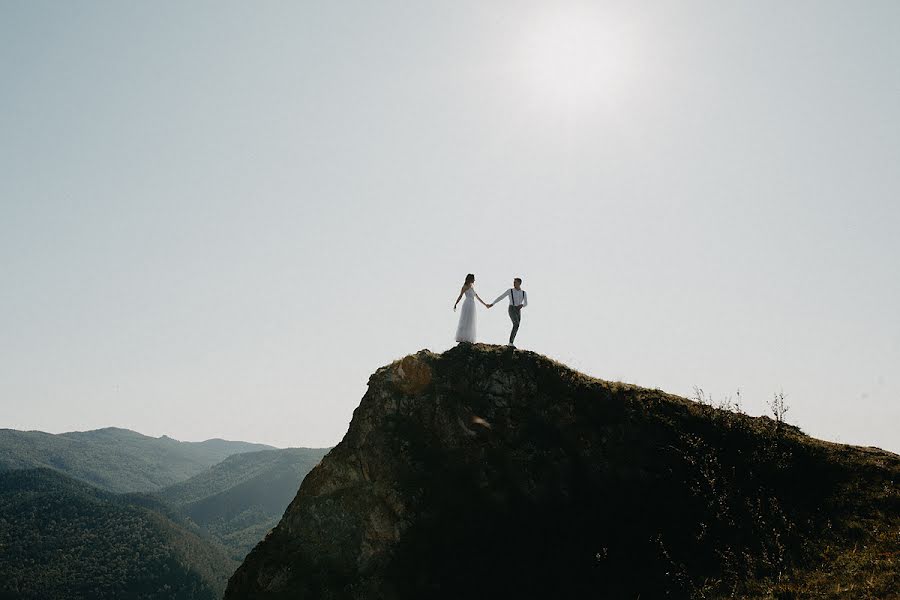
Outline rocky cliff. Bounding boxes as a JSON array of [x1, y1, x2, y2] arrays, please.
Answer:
[[225, 344, 898, 599]]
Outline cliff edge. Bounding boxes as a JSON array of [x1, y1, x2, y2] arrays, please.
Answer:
[[225, 344, 898, 599]]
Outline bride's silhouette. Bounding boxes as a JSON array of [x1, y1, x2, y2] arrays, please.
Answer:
[[453, 273, 489, 343]]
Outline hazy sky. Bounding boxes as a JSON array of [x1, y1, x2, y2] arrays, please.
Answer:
[[2, 1, 898, 452]]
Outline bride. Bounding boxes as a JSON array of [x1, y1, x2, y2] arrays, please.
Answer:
[[453, 273, 489, 343]]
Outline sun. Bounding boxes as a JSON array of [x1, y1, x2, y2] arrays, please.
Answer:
[[515, 7, 638, 111]]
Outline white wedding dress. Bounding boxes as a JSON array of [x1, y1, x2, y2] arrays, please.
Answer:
[[455, 287, 477, 343]]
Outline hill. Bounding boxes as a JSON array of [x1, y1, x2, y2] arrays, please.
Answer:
[[159, 447, 329, 560], [0, 468, 238, 600], [225, 344, 899, 599], [0, 427, 274, 493]]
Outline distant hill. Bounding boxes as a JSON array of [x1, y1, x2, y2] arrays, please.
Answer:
[[159, 447, 329, 560], [0, 468, 238, 600], [0, 427, 274, 493]]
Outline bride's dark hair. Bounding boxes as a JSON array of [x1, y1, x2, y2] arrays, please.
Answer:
[[464, 273, 475, 286]]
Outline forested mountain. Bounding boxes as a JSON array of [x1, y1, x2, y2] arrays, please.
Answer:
[[159, 447, 329, 559], [0, 427, 273, 493], [0, 469, 237, 600], [0, 429, 327, 597]]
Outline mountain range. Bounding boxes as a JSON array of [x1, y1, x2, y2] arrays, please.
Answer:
[[0, 427, 274, 493], [0, 428, 329, 599]]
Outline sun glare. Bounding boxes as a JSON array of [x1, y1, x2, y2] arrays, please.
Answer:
[[516, 8, 638, 111]]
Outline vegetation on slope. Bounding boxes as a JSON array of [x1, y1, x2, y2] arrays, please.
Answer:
[[159, 447, 329, 559], [0, 468, 238, 600]]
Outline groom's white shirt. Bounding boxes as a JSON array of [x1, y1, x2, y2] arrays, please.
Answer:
[[493, 288, 528, 307]]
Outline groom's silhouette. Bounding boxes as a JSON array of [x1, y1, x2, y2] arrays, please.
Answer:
[[489, 278, 528, 346]]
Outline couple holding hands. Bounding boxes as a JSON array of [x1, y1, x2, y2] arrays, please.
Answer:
[[453, 274, 528, 347]]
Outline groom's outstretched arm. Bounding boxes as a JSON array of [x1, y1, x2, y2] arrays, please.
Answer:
[[491, 289, 510, 306]]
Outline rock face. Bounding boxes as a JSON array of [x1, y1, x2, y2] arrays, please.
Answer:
[[225, 344, 899, 599]]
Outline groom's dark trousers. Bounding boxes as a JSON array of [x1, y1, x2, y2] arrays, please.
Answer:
[[508, 305, 522, 345]]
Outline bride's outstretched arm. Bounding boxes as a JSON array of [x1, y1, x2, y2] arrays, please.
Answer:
[[475, 292, 489, 308]]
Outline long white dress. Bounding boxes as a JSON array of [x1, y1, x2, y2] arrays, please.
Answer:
[[455, 287, 477, 343]]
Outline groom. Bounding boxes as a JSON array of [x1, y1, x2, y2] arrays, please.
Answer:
[[488, 278, 528, 346]]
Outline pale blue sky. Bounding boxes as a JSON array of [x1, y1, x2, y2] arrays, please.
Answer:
[[2, 1, 898, 451]]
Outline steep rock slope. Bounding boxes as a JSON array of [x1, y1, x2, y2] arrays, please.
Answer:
[[225, 345, 899, 599]]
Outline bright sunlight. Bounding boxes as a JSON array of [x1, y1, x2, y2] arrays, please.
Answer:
[[515, 6, 639, 112]]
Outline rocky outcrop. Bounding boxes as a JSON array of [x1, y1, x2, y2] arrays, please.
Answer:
[[225, 344, 899, 599]]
